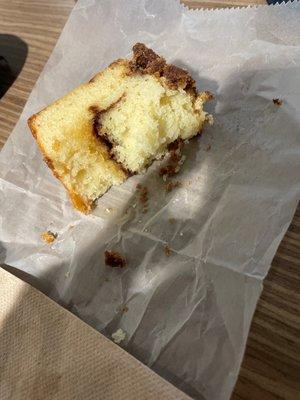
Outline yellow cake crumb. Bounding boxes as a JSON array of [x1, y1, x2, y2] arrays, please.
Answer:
[[41, 231, 57, 244]]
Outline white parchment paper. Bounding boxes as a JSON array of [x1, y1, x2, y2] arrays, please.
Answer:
[[1, 1, 300, 399]]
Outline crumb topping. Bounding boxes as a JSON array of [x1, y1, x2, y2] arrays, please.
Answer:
[[130, 43, 165, 75], [130, 43, 196, 92]]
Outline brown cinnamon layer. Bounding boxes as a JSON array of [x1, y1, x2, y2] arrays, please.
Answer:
[[130, 43, 196, 92]]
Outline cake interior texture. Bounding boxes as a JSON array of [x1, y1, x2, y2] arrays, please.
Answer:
[[28, 43, 210, 213]]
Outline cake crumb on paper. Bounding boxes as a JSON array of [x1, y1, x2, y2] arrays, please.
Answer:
[[137, 184, 149, 213], [105, 250, 127, 268], [165, 181, 182, 193], [205, 114, 214, 125], [199, 91, 214, 103], [41, 231, 57, 244], [169, 218, 176, 224], [164, 245, 172, 257], [159, 162, 181, 178], [159, 139, 186, 179], [112, 328, 126, 344], [273, 98, 283, 106]]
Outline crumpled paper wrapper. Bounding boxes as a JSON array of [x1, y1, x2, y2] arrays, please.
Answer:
[[0, 1, 300, 399]]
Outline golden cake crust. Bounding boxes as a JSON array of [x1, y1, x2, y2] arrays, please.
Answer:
[[28, 114, 96, 213]]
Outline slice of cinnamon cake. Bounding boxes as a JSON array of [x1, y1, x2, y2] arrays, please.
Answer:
[[28, 43, 211, 213]]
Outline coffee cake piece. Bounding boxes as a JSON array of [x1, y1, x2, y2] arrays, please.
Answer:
[[28, 43, 210, 213]]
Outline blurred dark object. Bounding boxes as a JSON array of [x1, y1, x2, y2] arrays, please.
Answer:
[[0, 55, 14, 98], [0, 34, 28, 98], [267, 0, 286, 4]]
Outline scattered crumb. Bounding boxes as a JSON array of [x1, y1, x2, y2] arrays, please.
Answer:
[[161, 166, 176, 176], [122, 306, 129, 313], [159, 164, 180, 178], [164, 245, 172, 257], [199, 91, 214, 102], [68, 224, 75, 230], [41, 231, 57, 244], [168, 138, 185, 153], [112, 328, 126, 344], [206, 144, 211, 152], [169, 142, 184, 163], [104, 277, 109, 282], [137, 184, 149, 213], [169, 218, 176, 224], [105, 250, 127, 268], [273, 98, 283, 106], [105, 207, 113, 213], [178, 155, 186, 165], [179, 232, 183, 236], [65, 271, 70, 278], [165, 181, 182, 193], [140, 186, 148, 203], [205, 114, 214, 125], [159, 139, 185, 179]]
